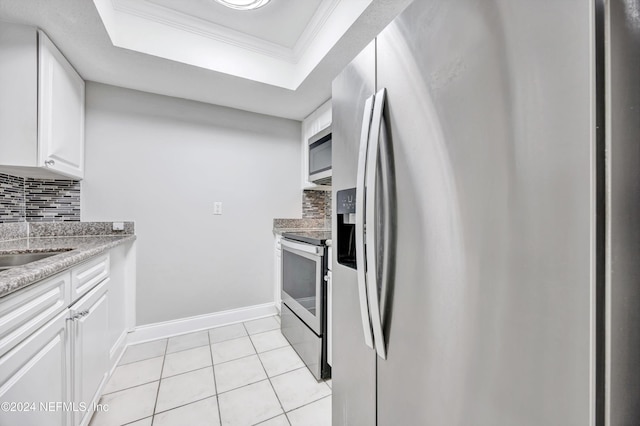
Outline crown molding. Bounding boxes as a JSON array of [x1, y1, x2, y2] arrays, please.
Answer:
[[95, 0, 373, 89], [112, 0, 297, 62], [292, 0, 340, 59]]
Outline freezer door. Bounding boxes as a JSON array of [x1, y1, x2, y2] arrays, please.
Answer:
[[331, 40, 377, 426], [374, 0, 595, 425]]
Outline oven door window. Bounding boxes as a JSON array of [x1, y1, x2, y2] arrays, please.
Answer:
[[282, 247, 322, 333]]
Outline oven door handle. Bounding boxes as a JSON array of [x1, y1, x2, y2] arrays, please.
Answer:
[[281, 239, 324, 256], [356, 94, 375, 350]]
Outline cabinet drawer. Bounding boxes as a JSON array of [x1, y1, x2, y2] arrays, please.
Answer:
[[71, 254, 109, 299], [0, 272, 70, 357]]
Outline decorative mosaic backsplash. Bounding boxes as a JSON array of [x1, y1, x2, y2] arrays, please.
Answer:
[[302, 190, 332, 220], [0, 173, 80, 223], [25, 178, 81, 222], [0, 174, 25, 223]]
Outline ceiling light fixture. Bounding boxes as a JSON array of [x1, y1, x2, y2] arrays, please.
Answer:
[[213, 0, 271, 11]]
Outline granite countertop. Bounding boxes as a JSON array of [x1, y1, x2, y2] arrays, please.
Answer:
[[273, 218, 329, 235], [0, 235, 136, 298], [281, 230, 332, 245]]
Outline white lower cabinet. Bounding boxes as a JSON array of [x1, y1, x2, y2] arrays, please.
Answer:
[[0, 309, 70, 426], [70, 279, 109, 426], [0, 244, 135, 426], [274, 235, 282, 313], [107, 244, 130, 367]]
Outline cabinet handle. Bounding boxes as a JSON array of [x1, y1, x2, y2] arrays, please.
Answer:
[[68, 310, 90, 321], [44, 160, 55, 167]]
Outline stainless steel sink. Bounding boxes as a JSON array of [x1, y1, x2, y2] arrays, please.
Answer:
[[0, 251, 70, 271]]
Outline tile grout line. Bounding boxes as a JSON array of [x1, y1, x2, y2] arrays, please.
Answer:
[[152, 367, 220, 417], [286, 394, 332, 418], [121, 324, 270, 367], [106, 364, 219, 398], [108, 318, 294, 425], [208, 340, 291, 369], [160, 345, 212, 380], [253, 413, 290, 426], [116, 347, 177, 367], [270, 369, 331, 417], [152, 395, 217, 417], [121, 416, 153, 426], [150, 338, 169, 425], [254, 317, 332, 419], [101, 378, 161, 397], [110, 346, 304, 402], [107, 337, 295, 399], [243, 319, 292, 426], [208, 328, 224, 426], [152, 340, 218, 421], [93, 339, 168, 426], [120, 337, 210, 366]]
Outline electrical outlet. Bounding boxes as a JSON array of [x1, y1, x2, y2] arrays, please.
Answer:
[[214, 202, 223, 215], [112, 222, 125, 231]]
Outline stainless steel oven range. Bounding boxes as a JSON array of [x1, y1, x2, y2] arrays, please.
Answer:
[[280, 231, 331, 380]]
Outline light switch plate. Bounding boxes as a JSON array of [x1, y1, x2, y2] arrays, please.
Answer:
[[112, 222, 125, 231], [214, 202, 223, 215]]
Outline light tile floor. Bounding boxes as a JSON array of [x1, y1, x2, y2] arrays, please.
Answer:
[[90, 315, 332, 426]]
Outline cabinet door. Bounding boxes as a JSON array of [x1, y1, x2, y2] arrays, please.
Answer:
[[0, 23, 38, 166], [107, 245, 128, 368], [302, 100, 332, 189], [38, 30, 84, 179], [0, 309, 70, 426], [274, 236, 282, 313], [71, 279, 109, 426]]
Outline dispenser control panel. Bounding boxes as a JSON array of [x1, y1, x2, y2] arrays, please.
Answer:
[[336, 188, 357, 269], [336, 188, 356, 214]]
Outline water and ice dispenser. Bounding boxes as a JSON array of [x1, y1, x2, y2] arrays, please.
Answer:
[[336, 188, 357, 269]]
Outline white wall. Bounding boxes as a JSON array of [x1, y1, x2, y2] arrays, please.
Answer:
[[82, 83, 302, 326]]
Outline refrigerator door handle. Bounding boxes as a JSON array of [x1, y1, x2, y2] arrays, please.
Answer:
[[366, 88, 388, 360], [356, 94, 376, 350]]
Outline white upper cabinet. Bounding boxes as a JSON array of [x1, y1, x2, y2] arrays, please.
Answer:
[[301, 99, 332, 190], [38, 31, 85, 179], [0, 23, 85, 179]]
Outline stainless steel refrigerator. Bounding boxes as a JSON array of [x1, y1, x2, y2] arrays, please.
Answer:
[[331, 0, 640, 425]]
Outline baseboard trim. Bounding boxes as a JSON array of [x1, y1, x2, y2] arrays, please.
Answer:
[[127, 302, 278, 345], [109, 329, 128, 364]]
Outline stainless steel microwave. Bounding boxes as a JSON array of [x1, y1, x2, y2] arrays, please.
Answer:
[[308, 126, 332, 185]]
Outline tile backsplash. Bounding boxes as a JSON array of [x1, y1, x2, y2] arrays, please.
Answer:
[[0, 174, 25, 223], [0, 173, 80, 223], [25, 178, 81, 222], [302, 190, 331, 221]]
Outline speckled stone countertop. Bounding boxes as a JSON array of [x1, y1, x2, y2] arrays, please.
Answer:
[[273, 218, 329, 234], [0, 222, 136, 298], [0, 235, 135, 298], [281, 230, 332, 245]]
